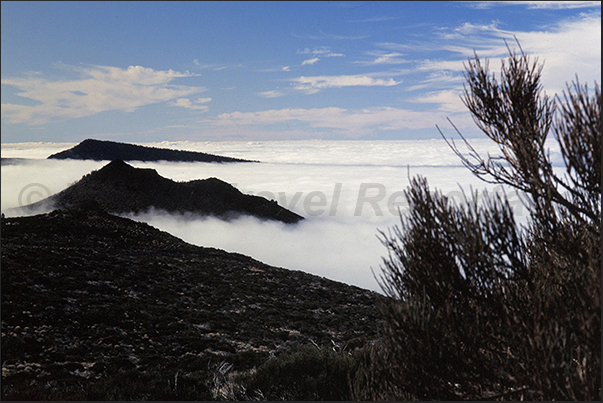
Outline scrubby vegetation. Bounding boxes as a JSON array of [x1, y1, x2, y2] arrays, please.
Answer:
[[235, 344, 360, 400], [355, 43, 600, 400], [1, 208, 379, 400]]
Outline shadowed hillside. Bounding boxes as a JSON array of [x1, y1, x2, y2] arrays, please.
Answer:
[[19, 159, 304, 224], [1, 209, 380, 400]]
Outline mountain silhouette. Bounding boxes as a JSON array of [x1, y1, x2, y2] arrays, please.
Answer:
[[47, 138, 255, 163], [22, 160, 303, 223]]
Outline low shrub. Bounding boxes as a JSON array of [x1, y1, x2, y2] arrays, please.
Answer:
[[237, 344, 360, 401]]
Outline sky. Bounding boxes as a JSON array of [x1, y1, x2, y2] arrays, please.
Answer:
[[1, 1, 601, 143]]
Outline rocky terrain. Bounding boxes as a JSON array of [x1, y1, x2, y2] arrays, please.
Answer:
[[47, 139, 255, 163], [1, 208, 381, 400], [18, 159, 304, 224]]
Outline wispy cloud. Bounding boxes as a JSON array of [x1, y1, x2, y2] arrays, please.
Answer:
[[349, 16, 400, 23], [301, 58, 320, 66], [384, 12, 600, 96], [214, 107, 348, 127], [193, 59, 244, 71], [297, 47, 344, 67], [443, 21, 505, 40], [292, 30, 368, 40], [257, 90, 286, 98], [511, 12, 601, 93], [468, 1, 601, 10], [407, 70, 464, 91], [297, 47, 345, 58], [411, 90, 467, 113], [318, 30, 369, 40], [291, 74, 401, 94], [171, 97, 211, 111], [210, 106, 472, 138], [259, 66, 292, 73], [354, 51, 408, 65], [1, 64, 204, 125]]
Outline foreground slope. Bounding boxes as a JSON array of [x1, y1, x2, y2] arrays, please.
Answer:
[[1, 209, 379, 399], [20, 159, 303, 224], [47, 138, 254, 163]]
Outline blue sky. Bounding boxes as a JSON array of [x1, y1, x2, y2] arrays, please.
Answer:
[[1, 1, 600, 143]]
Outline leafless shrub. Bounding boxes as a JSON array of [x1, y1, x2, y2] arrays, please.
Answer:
[[358, 42, 600, 400]]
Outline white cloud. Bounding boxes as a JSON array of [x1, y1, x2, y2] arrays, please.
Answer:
[[412, 89, 467, 113], [211, 106, 474, 137], [355, 52, 408, 65], [370, 11, 600, 141], [214, 107, 347, 127], [292, 74, 401, 93], [512, 12, 601, 94], [171, 97, 211, 111], [257, 90, 286, 98], [416, 59, 467, 74], [193, 59, 243, 71], [297, 47, 345, 57], [446, 21, 503, 38], [1, 64, 205, 125], [469, 1, 601, 10], [402, 12, 601, 96], [302, 58, 320, 66], [296, 47, 344, 68], [281, 66, 291, 72], [407, 70, 464, 92]]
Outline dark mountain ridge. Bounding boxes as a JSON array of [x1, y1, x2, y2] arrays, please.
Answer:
[[21, 159, 303, 224], [1, 208, 380, 400], [47, 138, 255, 163]]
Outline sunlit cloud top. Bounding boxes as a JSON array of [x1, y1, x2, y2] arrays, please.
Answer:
[[1, 1, 600, 142]]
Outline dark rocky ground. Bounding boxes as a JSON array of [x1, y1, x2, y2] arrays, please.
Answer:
[[17, 159, 304, 224], [1, 208, 381, 400], [47, 139, 255, 163]]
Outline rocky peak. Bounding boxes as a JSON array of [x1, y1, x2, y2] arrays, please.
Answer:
[[20, 160, 304, 224]]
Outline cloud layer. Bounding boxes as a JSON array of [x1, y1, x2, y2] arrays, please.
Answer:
[[2, 139, 549, 291], [210, 105, 474, 139]]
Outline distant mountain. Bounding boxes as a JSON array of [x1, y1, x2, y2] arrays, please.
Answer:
[[47, 138, 255, 163], [21, 159, 303, 224], [1, 208, 379, 400], [0, 158, 27, 166]]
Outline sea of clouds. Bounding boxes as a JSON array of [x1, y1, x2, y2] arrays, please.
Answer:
[[1, 139, 563, 292]]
